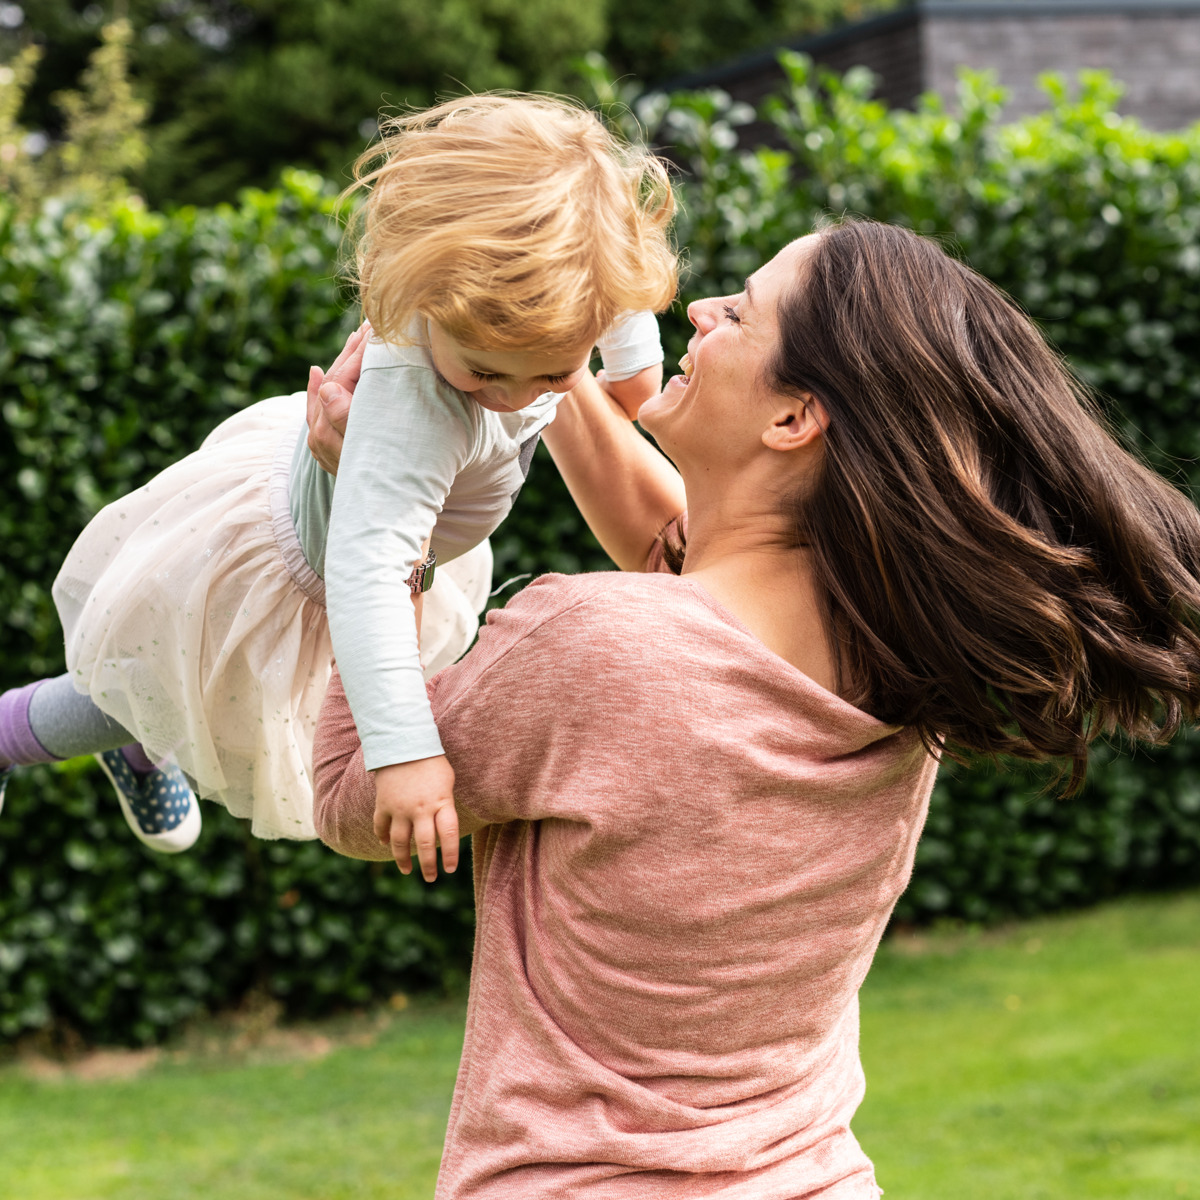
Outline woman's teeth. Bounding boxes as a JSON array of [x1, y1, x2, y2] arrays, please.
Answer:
[[679, 353, 693, 379]]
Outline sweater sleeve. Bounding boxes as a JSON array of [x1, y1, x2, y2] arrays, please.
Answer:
[[324, 352, 473, 771], [311, 667, 388, 860], [427, 575, 641, 828], [313, 575, 606, 855]]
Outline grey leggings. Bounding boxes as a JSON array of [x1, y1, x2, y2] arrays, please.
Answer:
[[28, 674, 137, 759]]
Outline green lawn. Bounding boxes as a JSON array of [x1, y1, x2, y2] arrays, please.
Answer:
[[857, 890, 1200, 1198], [1, 890, 1196, 1199]]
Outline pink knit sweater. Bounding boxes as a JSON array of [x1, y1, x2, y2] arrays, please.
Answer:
[[314, 570, 938, 1199]]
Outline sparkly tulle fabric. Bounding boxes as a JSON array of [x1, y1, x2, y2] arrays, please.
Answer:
[[53, 393, 491, 840]]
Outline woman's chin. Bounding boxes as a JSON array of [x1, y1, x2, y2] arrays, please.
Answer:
[[637, 374, 688, 429]]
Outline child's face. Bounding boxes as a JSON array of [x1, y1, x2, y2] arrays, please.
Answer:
[[428, 322, 593, 413]]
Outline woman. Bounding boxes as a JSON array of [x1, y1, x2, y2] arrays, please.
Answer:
[[312, 220, 1200, 1197]]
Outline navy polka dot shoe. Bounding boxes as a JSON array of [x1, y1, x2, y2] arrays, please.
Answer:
[[95, 749, 202, 854]]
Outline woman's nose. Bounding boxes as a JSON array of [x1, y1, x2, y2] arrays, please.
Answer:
[[687, 297, 723, 333]]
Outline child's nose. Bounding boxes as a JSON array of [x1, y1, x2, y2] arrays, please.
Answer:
[[507, 383, 543, 409]]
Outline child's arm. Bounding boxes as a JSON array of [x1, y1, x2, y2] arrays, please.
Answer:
[[593, 311, 664, 421], [372, 537, 461, 882], [323, 346, 471, 881]]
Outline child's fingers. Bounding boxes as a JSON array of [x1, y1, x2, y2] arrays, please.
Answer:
[[390, 815, 414, 875], [413, 812, 441, 882], [435, 805, 460, 874]]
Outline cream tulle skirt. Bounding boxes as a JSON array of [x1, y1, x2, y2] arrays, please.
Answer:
[[52, 393, 492, 840]]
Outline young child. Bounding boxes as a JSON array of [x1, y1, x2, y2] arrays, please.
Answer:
[[0, 95, 678, 875]]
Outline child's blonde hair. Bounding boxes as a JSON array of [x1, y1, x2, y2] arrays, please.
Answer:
[[345, 94, 677, 353]]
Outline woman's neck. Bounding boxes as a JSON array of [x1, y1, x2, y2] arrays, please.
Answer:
[[679, 508, 838, 695]]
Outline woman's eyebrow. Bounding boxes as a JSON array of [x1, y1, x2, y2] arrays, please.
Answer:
[[743, 277, 755, 307]]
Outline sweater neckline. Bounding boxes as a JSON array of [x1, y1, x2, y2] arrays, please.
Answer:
[[659, 572, 893, 732]]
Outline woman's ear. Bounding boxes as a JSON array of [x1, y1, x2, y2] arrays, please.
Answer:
[[762, 394, 828, 452]]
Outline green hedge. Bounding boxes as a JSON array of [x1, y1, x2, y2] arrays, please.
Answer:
[[0, 763, 474, 1044], [4, 68, 1200, 1044]]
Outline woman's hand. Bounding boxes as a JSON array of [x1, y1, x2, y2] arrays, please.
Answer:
[[306, 323, 369, 474]]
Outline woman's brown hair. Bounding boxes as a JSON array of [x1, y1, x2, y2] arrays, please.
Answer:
[[764, 219, 1200, 789]]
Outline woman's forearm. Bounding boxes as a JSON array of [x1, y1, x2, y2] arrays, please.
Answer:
[[312, 668, 392, 860], [543, 372, 685, 572]]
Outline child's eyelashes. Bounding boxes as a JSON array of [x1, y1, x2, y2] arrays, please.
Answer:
[[468, 370, 572, 385], [723, 305, 741, 324]]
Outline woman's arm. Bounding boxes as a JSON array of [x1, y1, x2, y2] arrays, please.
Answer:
[[542, 371, 685, 572], [315, 574, 613, 857], [311, 667, 389, 860], [311, 667, 486, 861]]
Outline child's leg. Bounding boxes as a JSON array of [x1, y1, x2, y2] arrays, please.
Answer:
[[1, 673, 141, 767], [25, 675, 136, 760], [0, 675, 200, 853]]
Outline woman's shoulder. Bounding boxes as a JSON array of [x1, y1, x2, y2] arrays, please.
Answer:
[[492, 571, 904, 748], [499, 570, 696, 629], [457, 572, 699, 675]]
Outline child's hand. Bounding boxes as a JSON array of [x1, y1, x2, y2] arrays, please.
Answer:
[[596, 363, 664, 421], [372, 755, 459, 881]]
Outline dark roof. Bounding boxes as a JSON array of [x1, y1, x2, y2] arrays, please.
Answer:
[[656, 0, 1200, 95]]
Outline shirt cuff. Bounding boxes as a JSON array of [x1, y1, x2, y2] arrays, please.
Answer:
[[360, 724, 446, 772], [596, 311, 663, 381]]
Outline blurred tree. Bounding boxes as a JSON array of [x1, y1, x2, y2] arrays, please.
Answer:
[[603, 0, 884, 87], [3, 0, 883, 206], [9, 0, 608, 205], [0, 18, 144, 210], [0, 43, 42, 204], [52, 16, 146, 203]]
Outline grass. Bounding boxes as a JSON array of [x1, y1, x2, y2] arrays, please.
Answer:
[[857, 889, 1200, 1198], [1, 890, 1196, 1199]]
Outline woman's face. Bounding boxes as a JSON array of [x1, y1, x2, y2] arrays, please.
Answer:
[[638, 235, 817, 464]]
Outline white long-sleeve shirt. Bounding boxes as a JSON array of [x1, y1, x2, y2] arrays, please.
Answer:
[[289, 314, 661, 770]]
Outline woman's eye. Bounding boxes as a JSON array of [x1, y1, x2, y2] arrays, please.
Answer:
[[723, 305, 741, 323]]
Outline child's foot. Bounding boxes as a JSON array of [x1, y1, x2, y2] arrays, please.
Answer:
[[95, 749, 201, 854]]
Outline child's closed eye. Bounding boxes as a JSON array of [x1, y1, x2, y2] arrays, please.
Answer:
[[471, 370, 572, 386]]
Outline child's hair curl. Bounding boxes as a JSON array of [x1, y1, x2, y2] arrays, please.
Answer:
[[344, 94, 678, 353]]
